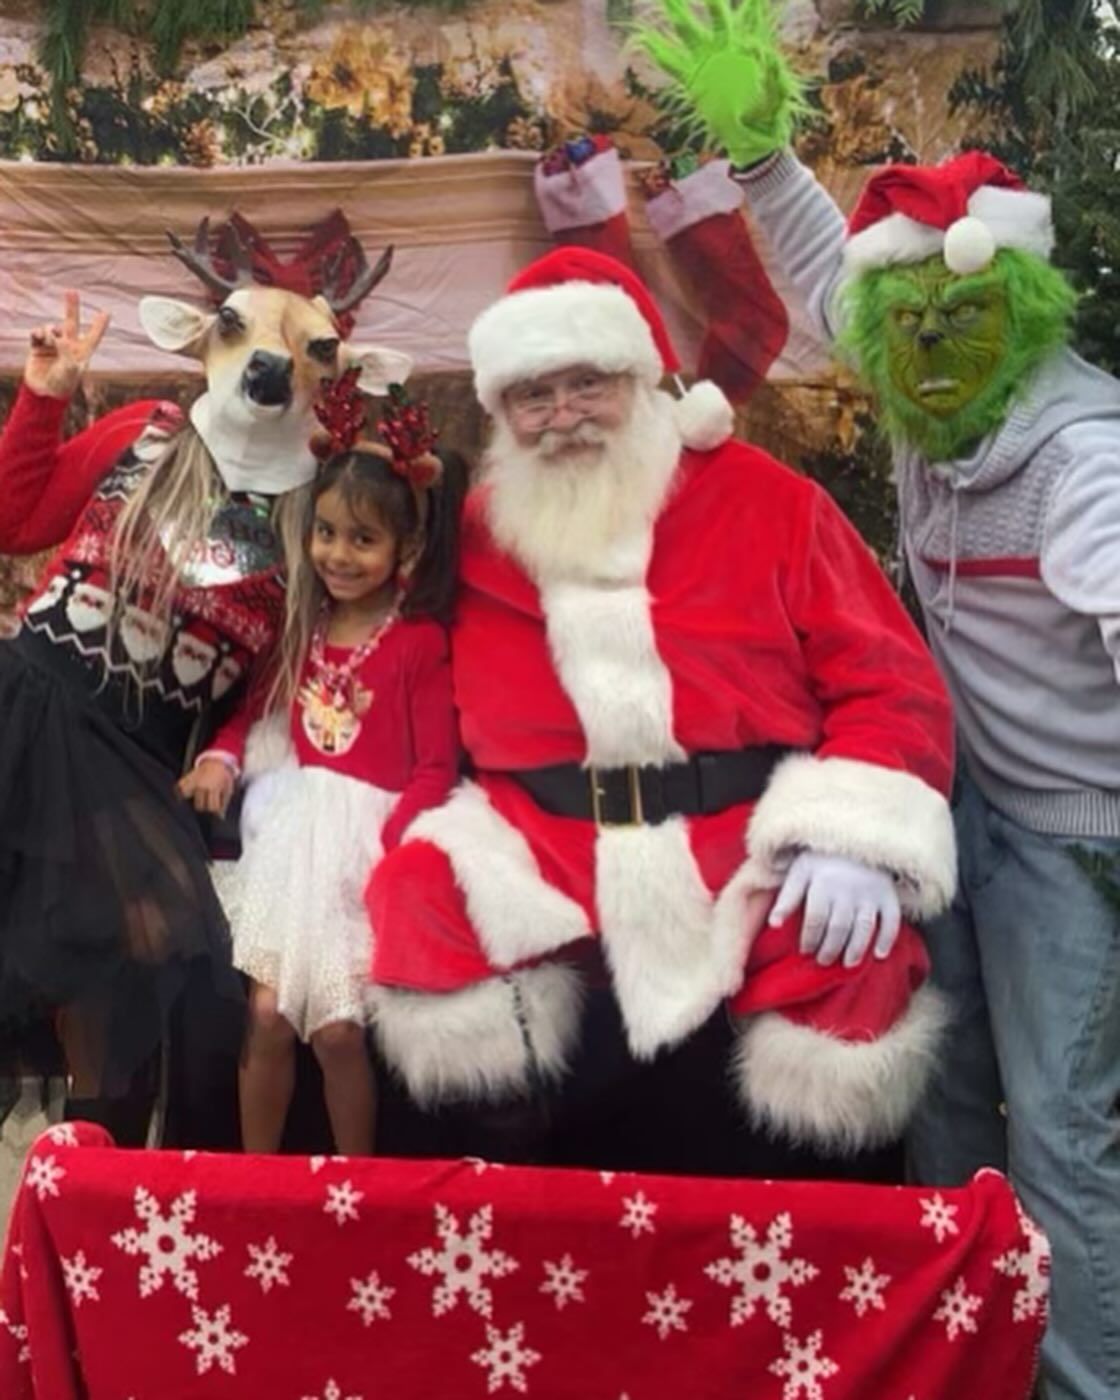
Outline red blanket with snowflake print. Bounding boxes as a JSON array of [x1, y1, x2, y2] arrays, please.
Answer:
[[0, 1124, 1046, 1400]]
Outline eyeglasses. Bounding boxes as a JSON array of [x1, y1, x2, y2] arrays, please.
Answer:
[[504, 370, 623, 426]]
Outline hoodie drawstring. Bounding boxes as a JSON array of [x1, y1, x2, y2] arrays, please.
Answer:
[[944, 483, 960, 635]]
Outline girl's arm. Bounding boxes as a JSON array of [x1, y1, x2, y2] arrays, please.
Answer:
[[381, 626, 460, 851]]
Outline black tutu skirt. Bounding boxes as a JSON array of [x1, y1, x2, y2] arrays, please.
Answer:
[[0, 637, 242, 1099]]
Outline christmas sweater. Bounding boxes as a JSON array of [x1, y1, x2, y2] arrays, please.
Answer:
[[207, 617, 459, 852], [0, 384, 285, 773], [735, 152, 1120, 836]]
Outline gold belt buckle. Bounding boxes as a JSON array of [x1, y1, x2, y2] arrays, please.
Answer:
[[589, 765, 644, 827]]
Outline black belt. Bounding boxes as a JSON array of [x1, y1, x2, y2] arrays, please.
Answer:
[[511, 746, 789, 827]]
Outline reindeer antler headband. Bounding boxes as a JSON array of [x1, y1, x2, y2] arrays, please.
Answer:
[[312, 368, 441, 496]]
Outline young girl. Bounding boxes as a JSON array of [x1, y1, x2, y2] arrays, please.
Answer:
[[183, 417, 464, 1155]]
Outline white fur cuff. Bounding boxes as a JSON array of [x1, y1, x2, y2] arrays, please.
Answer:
[[731, 985, 948, 1153], [372, 963, 584, 1107], [747, 754, 957, 919], [645, 159, 743, 244]]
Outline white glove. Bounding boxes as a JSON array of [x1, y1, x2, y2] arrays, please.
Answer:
[[768, 852, 902, 969]]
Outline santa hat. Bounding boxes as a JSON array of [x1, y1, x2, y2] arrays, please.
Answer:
[[844, 151, 1054, 277], [468, 247, 734, 452]]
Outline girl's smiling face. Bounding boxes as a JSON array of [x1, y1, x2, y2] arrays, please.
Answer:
[[309, 483, 399, 605]]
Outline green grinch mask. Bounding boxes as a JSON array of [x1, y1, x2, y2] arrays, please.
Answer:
[[840, 249, 1076, 463], [884, 261, 1008, 420]]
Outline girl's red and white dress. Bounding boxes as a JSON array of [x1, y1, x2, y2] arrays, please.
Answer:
[[206, 614, 458, 1039]]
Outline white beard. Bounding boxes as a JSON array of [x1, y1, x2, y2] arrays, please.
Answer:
[[484, 386, 682, 585]]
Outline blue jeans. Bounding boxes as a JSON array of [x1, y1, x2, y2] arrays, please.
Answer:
[[909, 772, 1120, 1400]]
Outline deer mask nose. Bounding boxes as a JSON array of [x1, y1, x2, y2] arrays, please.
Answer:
[[243, 350, 293, 407]]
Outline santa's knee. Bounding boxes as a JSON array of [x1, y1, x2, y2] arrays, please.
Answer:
[[727, 921, 947, 1154]]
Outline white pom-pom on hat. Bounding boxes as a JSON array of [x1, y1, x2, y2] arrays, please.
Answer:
[[943, 216, 997, 276], [673, 378, 735, 452]]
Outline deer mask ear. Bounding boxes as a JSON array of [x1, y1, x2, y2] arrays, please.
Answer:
[[138, 297, 213, 354], [349, 344, 414, 396]]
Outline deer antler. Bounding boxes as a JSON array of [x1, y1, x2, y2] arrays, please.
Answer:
[[322, 241, 394, 318], [166, 217, 253, 299]]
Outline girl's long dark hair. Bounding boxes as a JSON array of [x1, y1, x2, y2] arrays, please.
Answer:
[[268, 445, 467, 712]]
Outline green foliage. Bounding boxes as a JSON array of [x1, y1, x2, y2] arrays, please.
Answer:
[[39, 0, 472, 146], [856, 0, 927, 25], [951, 0, 1120, 375], [839, 249, 1077, 461], [798, 413, 899, 570]]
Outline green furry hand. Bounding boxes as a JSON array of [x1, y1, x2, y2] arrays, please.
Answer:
[[634, 0, 804, 167]]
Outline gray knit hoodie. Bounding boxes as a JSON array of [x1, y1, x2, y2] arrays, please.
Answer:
[[736, 153, 1120, 837]]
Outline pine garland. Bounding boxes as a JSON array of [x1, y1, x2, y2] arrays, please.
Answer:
[[857, 0, 930, 24], [39, 0, 465, 144]]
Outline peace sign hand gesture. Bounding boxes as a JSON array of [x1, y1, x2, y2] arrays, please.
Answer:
[[24, 290, 111, 400]]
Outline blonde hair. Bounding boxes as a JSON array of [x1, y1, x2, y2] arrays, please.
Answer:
[[108, 422, 313, 716]]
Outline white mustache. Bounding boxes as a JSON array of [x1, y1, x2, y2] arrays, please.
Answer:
[[536, 422, 608, 456]]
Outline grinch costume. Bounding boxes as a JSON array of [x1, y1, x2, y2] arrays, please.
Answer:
[[634, 2, 1120, 1393], [369, 246, 956, 1172]]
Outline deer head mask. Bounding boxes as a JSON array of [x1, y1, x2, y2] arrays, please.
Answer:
[[138, 216, 411, 495]]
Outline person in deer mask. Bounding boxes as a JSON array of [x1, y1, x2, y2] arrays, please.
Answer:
[[0, 219, 409, 1146], [368, 245, 957, 1178]]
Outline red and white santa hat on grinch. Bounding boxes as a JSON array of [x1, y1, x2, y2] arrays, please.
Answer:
[[843, 150, 1054, 277], [468, 246, 735, 452]]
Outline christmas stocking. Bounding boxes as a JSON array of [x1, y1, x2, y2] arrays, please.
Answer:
[[644, 159, 789, 406], [534, 136, 636, 268]]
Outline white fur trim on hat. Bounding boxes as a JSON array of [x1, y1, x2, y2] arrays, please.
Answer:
[[674, 379, 735, 451], [845, 184, 1054, 274], [469, 281, 663, 412]]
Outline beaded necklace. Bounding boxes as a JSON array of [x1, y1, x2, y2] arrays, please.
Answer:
[[306, 595, 401, 711]]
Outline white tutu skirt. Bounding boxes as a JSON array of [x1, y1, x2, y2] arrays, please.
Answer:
[[214, 762, 397, 1041]]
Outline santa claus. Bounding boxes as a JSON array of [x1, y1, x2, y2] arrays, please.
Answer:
[[369, 247, 957, 1174]]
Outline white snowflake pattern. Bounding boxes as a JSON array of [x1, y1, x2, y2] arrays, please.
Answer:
[[348, 1270, 395, 1326], [471, 1322, 541, 1394], [839, 1257, 891, 1318], [45, 1124, 79, 1148], [993, 1202, 1050, 1323], [933, 1277, 983, 1341], [540, 1254, 588, 1310], [323, 1180, 364, 1226], [464, 1157, 505, 1175], [619, 1191, 658, 1238], [599, 1171, 616, 1185], [705, 1211, 819, 1329], [310, 1155, 349, 1174], [0, 1306, 30, 1364], [302, 1380, 363, 1400], [24, 1154, 65, 1201], [61, 1250, 102, 1308], [244, 1236, 292, 1294], [178, 1303, 248, 1375], [918, 1193, 960, 1245], [642, 1283, 693, 1340], [769, 1330, 840, 1400], [111, 1186, 223, 1301], [408, 1203, 518, 1319]]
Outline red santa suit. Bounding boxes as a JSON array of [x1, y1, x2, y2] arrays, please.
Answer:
[[368, 248, 957, 1153]]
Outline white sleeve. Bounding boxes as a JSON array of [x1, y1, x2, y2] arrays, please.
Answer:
[[1040, 423, 1120, 683], [731, 151, 848, 345]]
